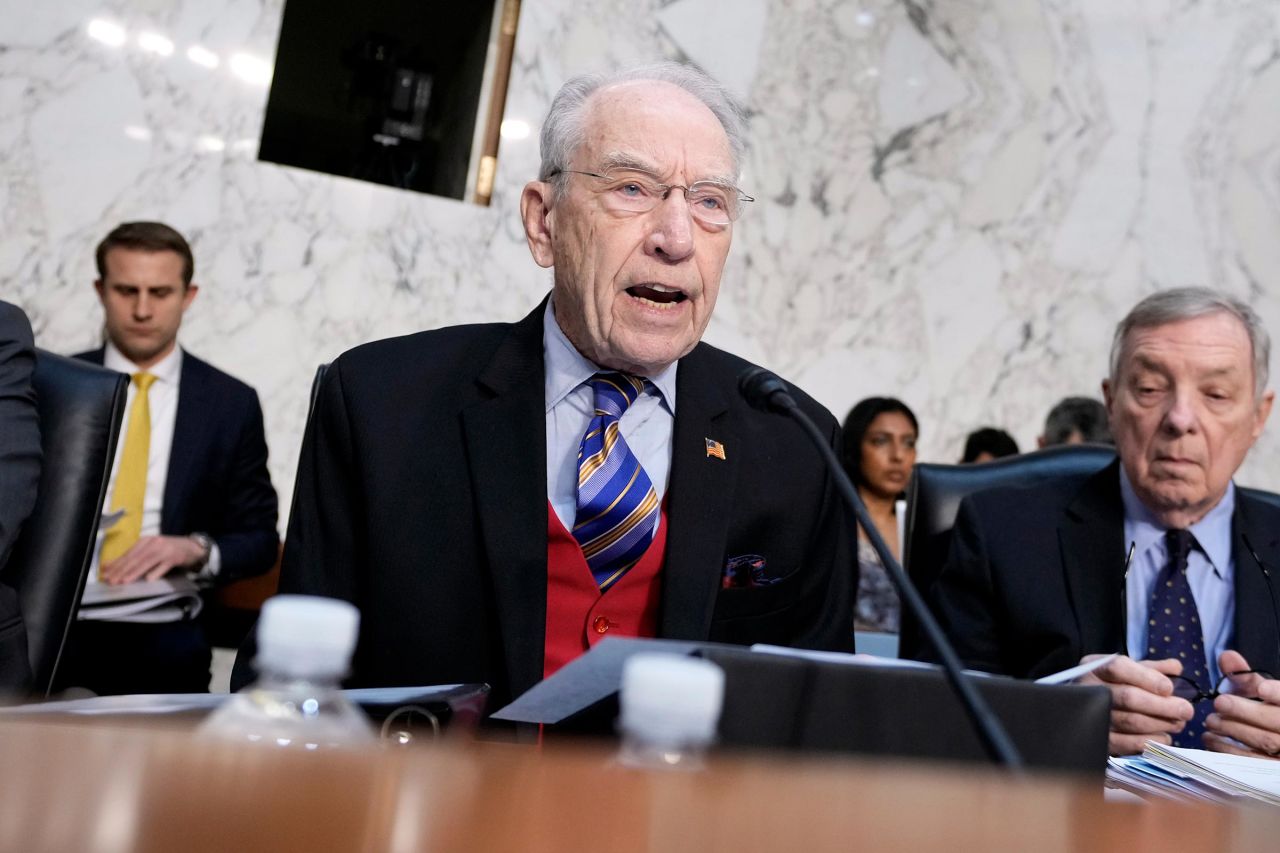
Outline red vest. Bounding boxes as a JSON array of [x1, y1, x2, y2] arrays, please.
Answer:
[[542, 502, 667, 679]]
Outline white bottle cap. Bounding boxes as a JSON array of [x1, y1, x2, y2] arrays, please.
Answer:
[[255, 595, 360, 680], [619, 653, 725, 746]]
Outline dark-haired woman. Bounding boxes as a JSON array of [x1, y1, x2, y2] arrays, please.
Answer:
[[840, 397, 918, 633]]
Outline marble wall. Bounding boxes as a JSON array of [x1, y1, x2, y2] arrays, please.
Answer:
[[4, 0, 1280, 523]]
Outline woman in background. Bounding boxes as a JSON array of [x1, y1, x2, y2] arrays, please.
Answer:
[[841, 398, 918, 633]]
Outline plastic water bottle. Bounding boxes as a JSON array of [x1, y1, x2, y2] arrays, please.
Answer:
[[615, 653, 724, 771], [198, 595, 376, 749]]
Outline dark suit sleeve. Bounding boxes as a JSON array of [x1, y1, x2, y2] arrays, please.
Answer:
[[925, 495, 1010, 674], [232, 363, 357, 689], [210, 388, 279, 582], [275, 359, 362, 602], [0, 302, 41, 572]]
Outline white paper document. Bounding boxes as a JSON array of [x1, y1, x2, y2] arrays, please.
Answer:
[[1034, 654, 1117, 685], [79, 577, 203, 623], [1107, 743, 1280, 806]]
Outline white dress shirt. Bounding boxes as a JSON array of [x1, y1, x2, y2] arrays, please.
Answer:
[[1122, 467, 1236, 685], [543, 298, 677, 533], [87, 342, 220, 588]]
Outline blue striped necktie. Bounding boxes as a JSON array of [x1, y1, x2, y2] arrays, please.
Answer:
[[573, 373, 660, 592]]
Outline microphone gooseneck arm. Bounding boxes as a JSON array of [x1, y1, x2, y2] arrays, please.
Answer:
[[738, 367, 1025, 771]]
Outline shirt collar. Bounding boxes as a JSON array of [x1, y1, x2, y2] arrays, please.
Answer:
[[541, 297, 677, 414], [1119, 464, 1235, 579], [104, 340, 183, 386]]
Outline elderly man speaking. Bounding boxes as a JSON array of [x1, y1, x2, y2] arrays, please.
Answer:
[[929, 287, 1280, 758], [252, 63, 854, 708]]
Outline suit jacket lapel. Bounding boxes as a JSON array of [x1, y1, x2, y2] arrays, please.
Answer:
[[659, 345, 738, 640], [162, 352, 204, 534], [1232, 493, 1280, 673], [461, 302, 549, 700], [1059, 461, 1128, 655], [79, 347, 106, 366]]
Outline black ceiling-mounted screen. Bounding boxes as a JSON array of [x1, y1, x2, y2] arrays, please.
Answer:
[[259, 0, 497, 200]]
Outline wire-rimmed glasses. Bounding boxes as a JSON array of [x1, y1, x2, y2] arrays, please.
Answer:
[[550, 168, 754, 226], [1169, 669, 1276, 703]]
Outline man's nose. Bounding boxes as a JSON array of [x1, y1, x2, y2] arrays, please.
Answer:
[[1162, 390, 1200, 434], [134, 293, 152, 319], [645, 190, 695, 262]]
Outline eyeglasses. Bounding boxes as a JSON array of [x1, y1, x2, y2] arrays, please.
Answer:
[[1169, 669, 1276, 703], [549, 168, 754, 226]]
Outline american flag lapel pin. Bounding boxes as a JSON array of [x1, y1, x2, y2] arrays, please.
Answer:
[[705, 437, 726, 460]]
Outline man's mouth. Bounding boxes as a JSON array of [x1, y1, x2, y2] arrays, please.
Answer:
[[626, 283, 688, 307]]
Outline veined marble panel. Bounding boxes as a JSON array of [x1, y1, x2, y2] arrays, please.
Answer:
[[3, 0, 1280, 519]]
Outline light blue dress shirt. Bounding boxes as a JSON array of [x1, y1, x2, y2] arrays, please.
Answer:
[[1122, 467, 1236, 685], [542, 299, 677, 533]]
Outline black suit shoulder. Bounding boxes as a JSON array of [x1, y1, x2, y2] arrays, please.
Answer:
[[334, 322, 512, 387], [74, 347, 262, 406], [178, 351, 263, 409], [684, 340, 839, 430], [959, 470, 1100, 526], [0, 300, 40, 570], [927, 465, 1121, 677]]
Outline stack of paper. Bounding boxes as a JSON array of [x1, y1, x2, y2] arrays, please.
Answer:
[[79, 577, 203, 623], [1106, 743, 1280, 806]]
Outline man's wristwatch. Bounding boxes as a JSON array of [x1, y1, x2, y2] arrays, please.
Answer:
[[189, 532, 214, 568]]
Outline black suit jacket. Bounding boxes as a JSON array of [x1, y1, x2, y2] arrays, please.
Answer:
[[928, 461, 1280, 679], [0, 302, 40, 692], [75, 348, 278, 583], [267, 301, 855, 707]]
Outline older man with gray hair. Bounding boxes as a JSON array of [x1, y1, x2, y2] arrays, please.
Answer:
[[927, 287, 1280, 758], [250, 62, 855, 708]]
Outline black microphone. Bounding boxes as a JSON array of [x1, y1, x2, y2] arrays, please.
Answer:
[[739, 366, 798, 414], [738, 366, 1025, 770], [1242, 533, 1280, 668]]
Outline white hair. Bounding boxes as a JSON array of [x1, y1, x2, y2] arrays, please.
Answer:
[[1109, 287, 1271, 399], [537, 61, 747, 193]]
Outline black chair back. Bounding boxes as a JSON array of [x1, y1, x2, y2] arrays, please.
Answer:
[[5, 352, 127, 696], [899, 444, 1116, 659]]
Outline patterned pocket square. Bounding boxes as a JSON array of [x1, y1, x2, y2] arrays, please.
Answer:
[[722, 554, 778, 589]]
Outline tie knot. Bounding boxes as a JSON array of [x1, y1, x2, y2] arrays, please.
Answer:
[[588, 372, 646, 418], [132, 371, 157, 392], [1166, 528, 1196, 571]]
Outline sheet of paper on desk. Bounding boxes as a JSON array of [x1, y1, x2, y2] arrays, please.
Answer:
[[749, 644, 1004, 677], [0, 685, 471, 717], [1034, 653, 1117, 685], [752, 644, 938, 670], [1144, 743, 1280, 805], [491, 637, 705, 724], [78, 577, 204, 623], [80, 577, 200, 605]]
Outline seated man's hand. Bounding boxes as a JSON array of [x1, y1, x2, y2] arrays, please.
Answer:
[[1203, 649, 1280, 759], [1078, 654, 1195, 756], [99, 535, 207, 585]]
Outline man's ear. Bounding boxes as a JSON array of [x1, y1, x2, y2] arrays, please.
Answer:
[[94, 279, 106, 302], [1252, 389, 1275, 442], [520, 181, 555, 269], [181, 283, 199, 311]]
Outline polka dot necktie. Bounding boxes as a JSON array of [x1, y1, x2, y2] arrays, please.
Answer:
[[572, 373, 659, 592], [1146, 528, 1210, 747]]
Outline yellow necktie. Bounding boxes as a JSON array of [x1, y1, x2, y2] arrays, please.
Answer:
[[100, 372, 157, 569]]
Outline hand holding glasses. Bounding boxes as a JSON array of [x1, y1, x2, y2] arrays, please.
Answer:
[[1168, 669, 1276, 704]]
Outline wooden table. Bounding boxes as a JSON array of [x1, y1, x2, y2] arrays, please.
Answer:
[[0, 720, 1275, 852]]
